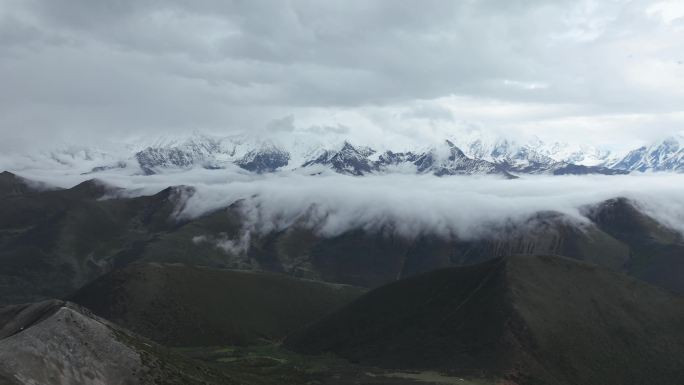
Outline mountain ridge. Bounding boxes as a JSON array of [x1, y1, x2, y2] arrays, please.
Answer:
[[286, 255, 684, 385], [11, 133, 684, 176], [115, 136, 633, 177], [2, 172, 683, 305]]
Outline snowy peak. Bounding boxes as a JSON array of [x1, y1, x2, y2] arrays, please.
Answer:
[[235, 143, 290, 173], [133, 134, 293, 174], [302, 141, 376, 175], [299, 139, 515, 178], [412, 140, 515, 178], [376, 151, 420, 167], [461, 138, 594, 175], [135, 135, 226, 174], [612, 136, 684, 172], [462, 137, 617, 168]]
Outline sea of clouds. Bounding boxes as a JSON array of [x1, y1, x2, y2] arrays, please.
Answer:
[[7, 162, 684, 242]]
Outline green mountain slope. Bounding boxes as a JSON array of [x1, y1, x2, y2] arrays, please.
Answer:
[[286, 255, 684, 385], [586, 197, 684, 293], [2, 171, 683, 306], [71, 263, 364, 346]]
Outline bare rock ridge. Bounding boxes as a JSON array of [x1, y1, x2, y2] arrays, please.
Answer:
[[0, 299, 65, 340], [0, 300, 239, 385], [0, 301, 145, 385]]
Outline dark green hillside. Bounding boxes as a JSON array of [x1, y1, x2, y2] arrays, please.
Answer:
[[71, 263, 364, 346], [587, 197, 684, 293], [132, 206, 245, 267], [0, 175, 192, 304], [286, 255, 684, 385], [247, 211, 631, 288], [0, 299, 494, 385], [288, 258, 513, 373], [0, 171, 39, 197], [2, 171, 683, 306]]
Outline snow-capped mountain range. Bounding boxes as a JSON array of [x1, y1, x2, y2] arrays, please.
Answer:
[[17, 133, 684, 177], [121, 135, 628, 178], [611, 137, 684, 172]]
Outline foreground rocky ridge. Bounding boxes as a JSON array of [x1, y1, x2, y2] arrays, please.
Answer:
[[0, 300, 242, 385]]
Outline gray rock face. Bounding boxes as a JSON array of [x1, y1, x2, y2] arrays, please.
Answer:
[[0, 303, 144, 385], [134, 136, 224, 174], [235, 147, 290, 173], [0, 299, 64, 339], [413, 140, 516, 177], [302, 141, 376, 175]]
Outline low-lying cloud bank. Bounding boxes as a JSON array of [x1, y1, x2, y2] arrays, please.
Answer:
[[10, 166, 684, 242], [176, 173, 684, 240]]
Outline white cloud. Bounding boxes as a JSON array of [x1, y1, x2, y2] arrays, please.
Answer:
[[10, 166, 684, 245], [647, 1, 684, 24]]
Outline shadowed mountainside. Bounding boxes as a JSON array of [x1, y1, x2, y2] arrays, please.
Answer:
[[70, 263, 364, 347], [585, 197, 684, 294], [2, 171, 684, 384], [1, 171, 683, 307], [0, 171, 230, 304], [286, 255, 684, 385]]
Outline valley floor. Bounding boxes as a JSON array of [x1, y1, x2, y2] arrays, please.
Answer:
[[174, 342, 496, 385]]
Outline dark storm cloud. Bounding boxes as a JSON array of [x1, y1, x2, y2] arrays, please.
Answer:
[[0, 0, 683, 150]]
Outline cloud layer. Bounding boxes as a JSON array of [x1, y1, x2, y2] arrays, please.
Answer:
[[171, 173, 684, 240], [13, 166, 684, 243]]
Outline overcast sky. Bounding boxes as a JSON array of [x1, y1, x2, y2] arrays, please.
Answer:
[[1, 0, 684, 151]]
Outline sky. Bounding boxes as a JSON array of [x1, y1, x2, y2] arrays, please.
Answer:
[[1, 0, 684, 152]]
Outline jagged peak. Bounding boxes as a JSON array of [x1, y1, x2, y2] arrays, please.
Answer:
[[340, 140, 356, 150], [336, 141, 375, 156]]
